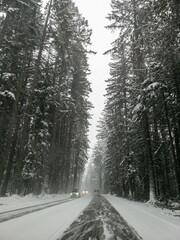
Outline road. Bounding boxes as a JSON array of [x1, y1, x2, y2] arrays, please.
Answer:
[[0, 194, 180, 240], [59, 195, 141, 240]]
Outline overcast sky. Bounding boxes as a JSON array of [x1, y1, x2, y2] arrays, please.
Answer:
[[43, 0, 113, 150], [73, 0, 113, 150]]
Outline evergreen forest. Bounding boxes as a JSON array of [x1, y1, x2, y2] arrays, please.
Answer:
[[91, 0, 180, 202], [0, 0, 92, 196], [0, 0, 180, 204]]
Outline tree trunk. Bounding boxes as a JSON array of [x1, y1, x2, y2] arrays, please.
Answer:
[[0, 115, 21, 195], [143, 113, 156, 201], [73, 141, 80, 188], [160, 124, 172, 198], [64, 119, 74, 193]]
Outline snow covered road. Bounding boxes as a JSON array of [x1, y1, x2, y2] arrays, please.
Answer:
[[0, 193, 180, 240], [104, 194, 180, 240], [59, 195, 141, 240], [0, 195, 92, 240]]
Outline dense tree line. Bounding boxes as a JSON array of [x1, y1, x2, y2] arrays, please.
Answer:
[[0, 0, 92, 196], [94, 0, 180, 202]]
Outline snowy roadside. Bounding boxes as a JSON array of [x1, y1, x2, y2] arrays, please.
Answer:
[[104, 194, 180, 240], [0, 193, 69, 213]]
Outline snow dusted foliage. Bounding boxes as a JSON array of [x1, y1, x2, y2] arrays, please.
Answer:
[[96, 0, 180, 202], [0, 90, 15, 100], [0, 0, 92, 196]]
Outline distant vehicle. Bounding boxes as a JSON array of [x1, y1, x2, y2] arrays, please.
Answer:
[[82, 190, 88, 194], [70, 188, 80, 198], [94, 189, 100, 195]]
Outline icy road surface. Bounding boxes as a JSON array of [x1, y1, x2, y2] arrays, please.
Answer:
[[0, 195, 92, 240], [104, 194, 180, 240]]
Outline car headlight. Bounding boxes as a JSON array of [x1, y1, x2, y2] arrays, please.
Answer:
[[70, 193, 72, 196], [76, 193, 79, 196]]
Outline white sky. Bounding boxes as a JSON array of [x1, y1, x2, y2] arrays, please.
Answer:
[[43, 0, 114, 150], [73, 0, 113, 150]]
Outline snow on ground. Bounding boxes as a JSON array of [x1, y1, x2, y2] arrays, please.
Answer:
[[0, 194, 92, 240], [0, 193, 69, 213], [104, 194, 180, 240]]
